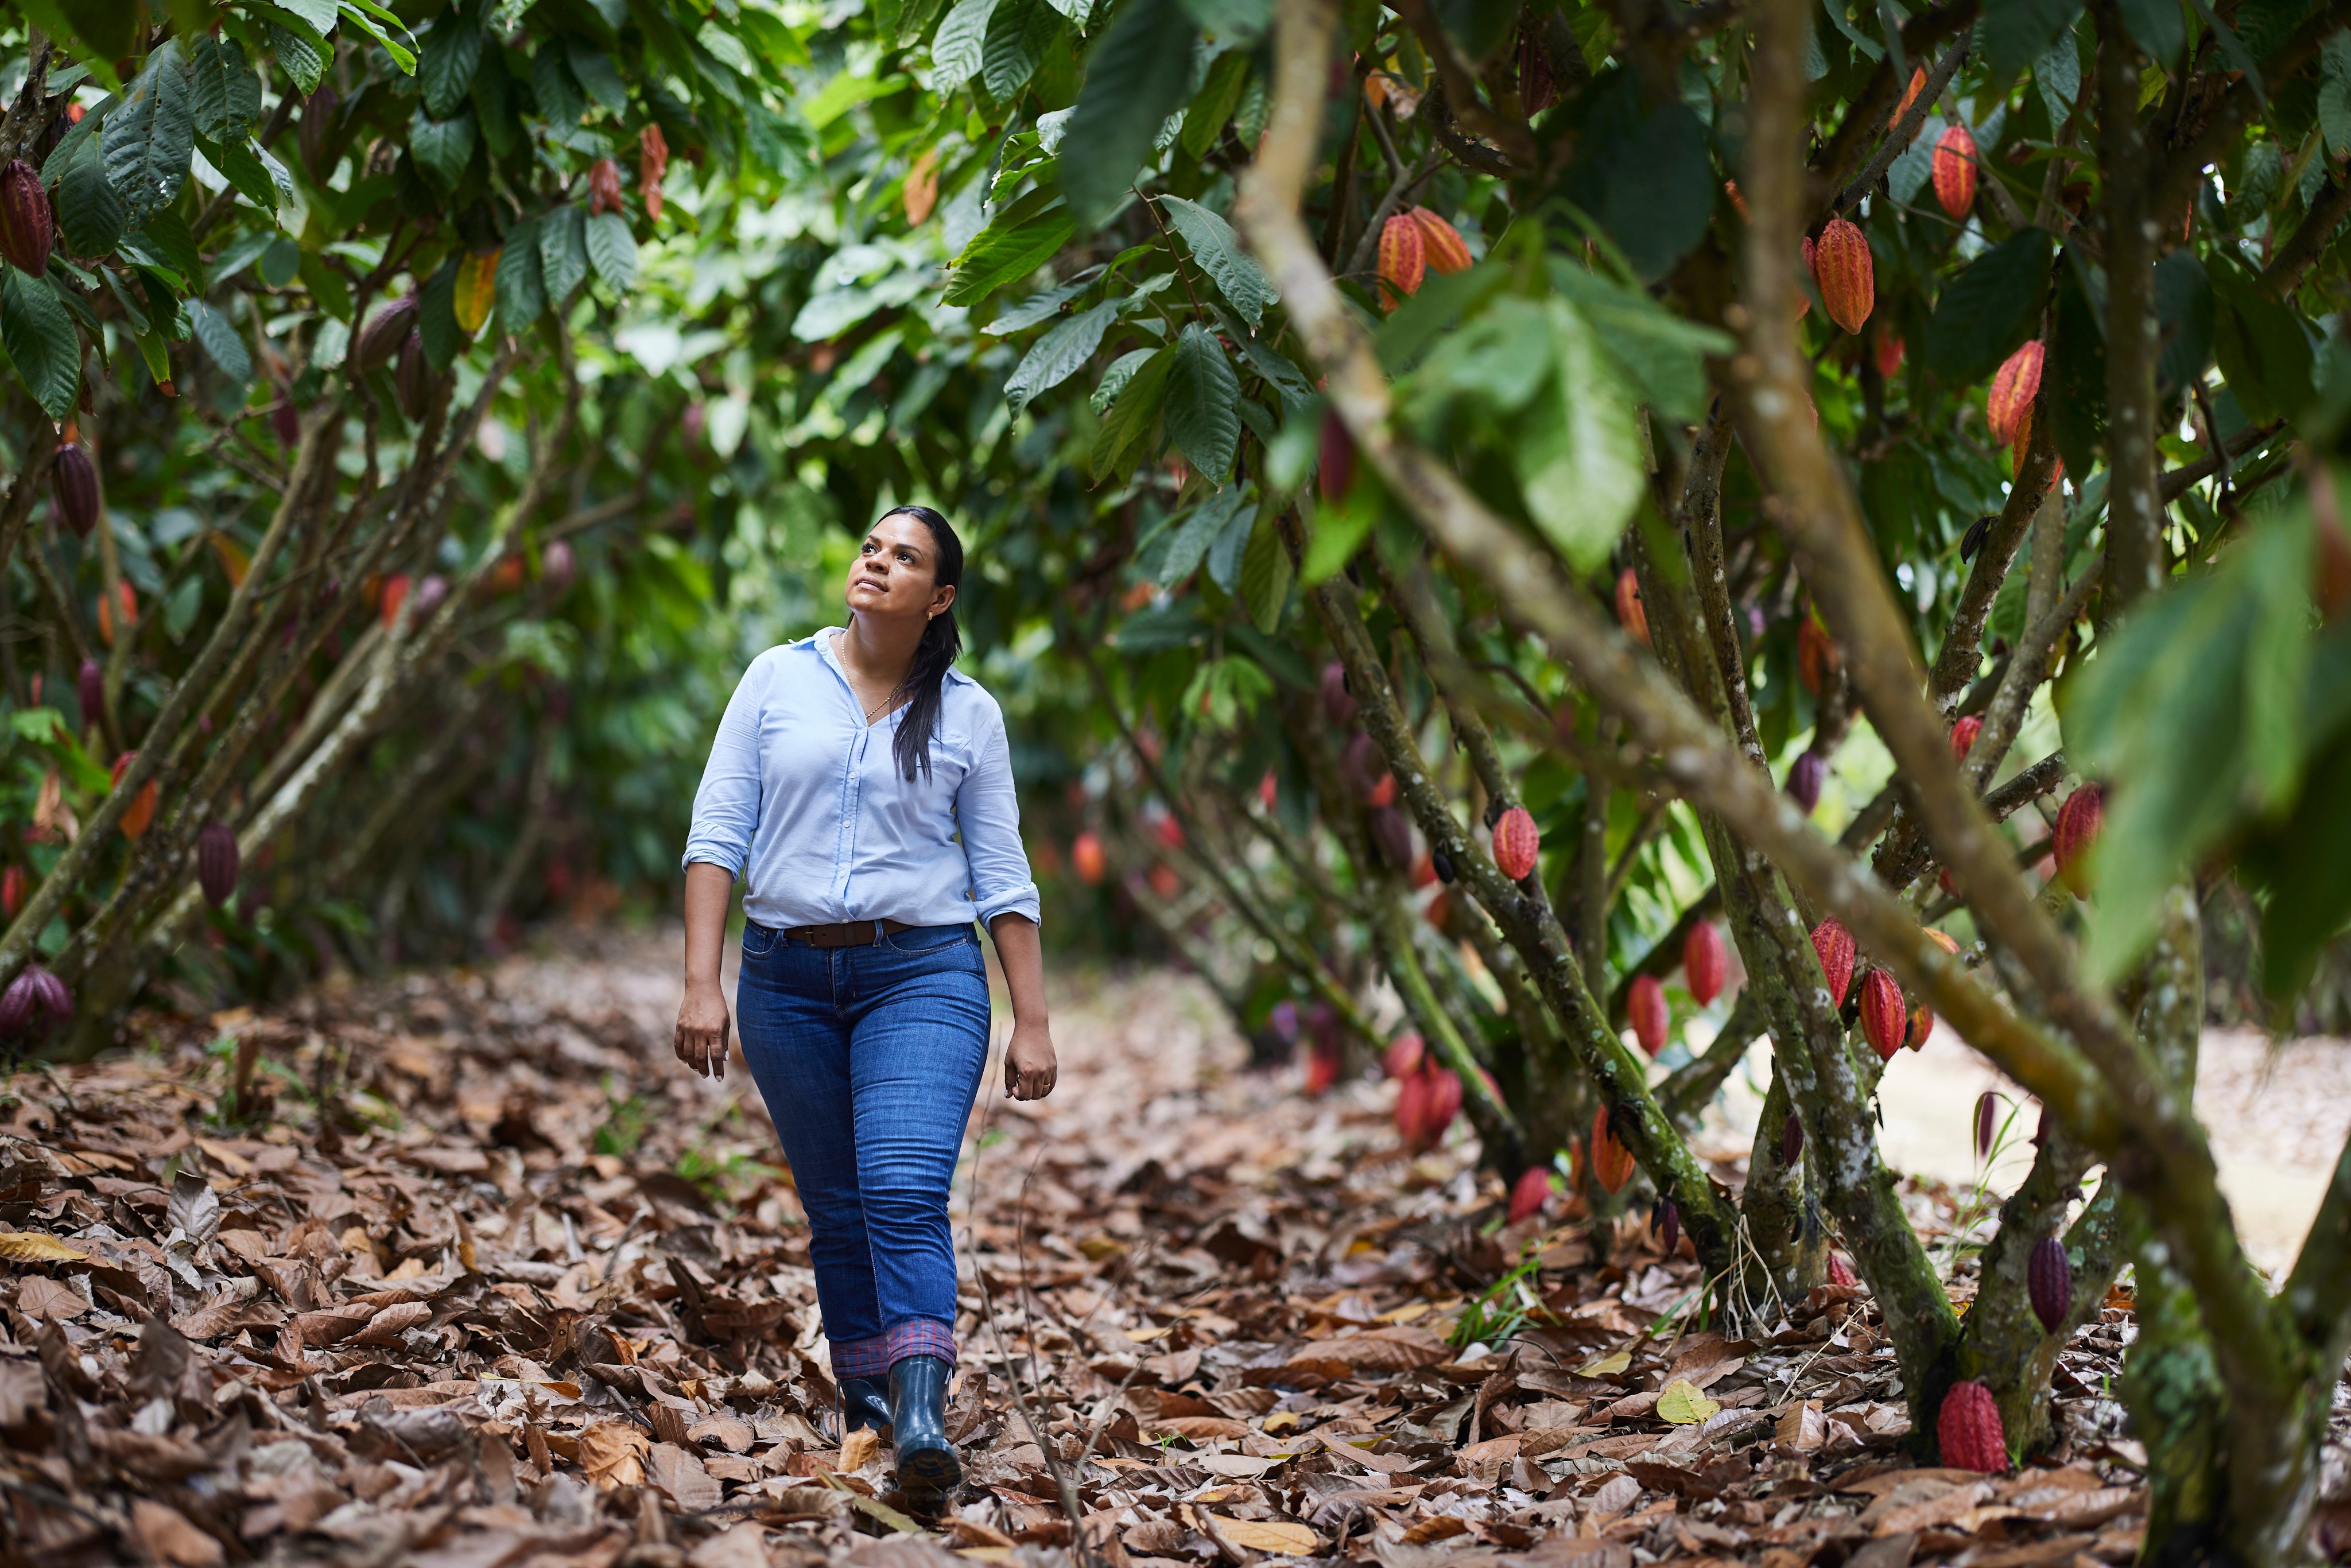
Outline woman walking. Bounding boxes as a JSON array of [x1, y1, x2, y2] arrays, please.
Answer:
[[673, 505, 1056, 1509]]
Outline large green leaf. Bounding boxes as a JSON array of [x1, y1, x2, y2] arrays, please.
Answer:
[[585, 211, 638, 292], [1557, 75, 1712, 282], [982, 0, 1060, 99], [1983, 0, 2085, 85], [417, 257, 467, 370], [2116, 0, 2185, 65], [2047, 258, 2104, 479], [420, 10, 484, 117], [498, 215, 549, 327], [189, 37, 262, 142], [0, 270, 80, 421], [2209, 252, 2315, 422], [1060, 0, 1199, 230], [1163, 323, 1240, 484], [1926, 226, 2052, 384], [1518, 298, 1644, 574], [930, 0, 1000, 90], [409, 108, 478, 190], [1004, 298, 1119, 411], [54, 138, 125, 258], [261, 10, 333, 94], [1180, 48, 1251, 159], [944, 188, 1075, 306], [1238, 510, 1291, 634], [103, 40, 195, 224], [188, 298, 253, 387], [1156, 195, 1273, 328], [1090, 341, 1174, 479], [540, 205, 590, 303]]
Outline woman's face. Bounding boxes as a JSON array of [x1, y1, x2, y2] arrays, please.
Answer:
[[846, 512, 956, 624]]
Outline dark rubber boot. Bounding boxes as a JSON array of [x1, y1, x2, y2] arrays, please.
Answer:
[[889, 1354, 961, 1507], [837, 1374, 893, 1437]]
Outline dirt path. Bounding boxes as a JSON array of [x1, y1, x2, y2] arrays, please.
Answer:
[[0, 929, 2339, 1567]]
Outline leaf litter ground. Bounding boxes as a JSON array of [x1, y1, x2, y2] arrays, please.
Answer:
[[0, 928, 2343, 1567]]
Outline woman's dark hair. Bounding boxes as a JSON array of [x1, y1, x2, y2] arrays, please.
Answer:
[[880, 505, 964, 782]]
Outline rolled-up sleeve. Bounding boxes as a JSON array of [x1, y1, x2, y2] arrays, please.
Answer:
[[680, 655, 769, 878], [956, 698, 1041, 926]]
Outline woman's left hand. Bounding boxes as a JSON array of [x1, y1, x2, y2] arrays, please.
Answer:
[[1003, 1022, 1057, 1100]]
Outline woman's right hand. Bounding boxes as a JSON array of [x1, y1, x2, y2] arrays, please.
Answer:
[[675, 979, 732, 1079]]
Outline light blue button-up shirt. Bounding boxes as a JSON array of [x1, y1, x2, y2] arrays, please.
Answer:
[[681, 629, 1041, 931]]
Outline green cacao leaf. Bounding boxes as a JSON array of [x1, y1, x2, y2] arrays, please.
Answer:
[[103, 40, 195, 224], [540, 205, 590, 303], [585, 210, 638, 293], [0, 268, 81, 421], [497, 215, 549, 327], [54, 139, 126, 258], [189, 36, 262, 142], [1089, 341, 1174, 480], [1982, 0, 2085, 86], [1004, 298, 1119, 412], [409, 108, 478, 190], [932, 0, 1003, 91], [1926, 226, 2052, 384], [1060, 0, 1198, 230], [944, 187, 1074, 306], [188, 298, 253, 387], [1163, 323, 1240, 485], [1156, 195, 1273, 328]]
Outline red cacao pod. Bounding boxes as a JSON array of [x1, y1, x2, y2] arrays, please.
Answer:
[[1684, 921, 1727, 1006], [354, 294, 419, 372], [76, 658, 101, 728], [1369, 804, 1414, 870], [1317, 409, 1354, 504], [1394, 1069, 1429, 1143], [1320, 660, 1356, 725], [1796, 614, 1834, 695], [1933, 124, 1978, 219], [1383, 1032, 1425, 1079], [2054, 783, 2102, 894], [1422, 1066, 1462, 1142], [1071, 830, 1106, 885], [1492, 805, 1539, 881], [1811, 917, 1856, 1006], [1589, 1104, 1634, 1194], [1303, 1037, 1342, 1096], [51, 442, 98, 538], [1410, 207, 1473, 274], [1152, 813, 1183, 849], [379, 573, 412, 629], [1798, 236, 1813, 321], [1937, 1380, 2007, 1473], [110, 752, 157, 839], [1508, 1164, 1551, 1224], [2029, 1234, 2073, 1333], [1811, 216, 1873, 334], [1410, 851, 1437, 889], [1147, 862, 1179, 899], [1259, 771, 1278, 812], [1875, 333, 1905, 379], [1787, 751, 1826, 814], [1654, 1198, 1679, 1255], [1986, 340, 2044, 444], [1907, 1003, 1934, 1050], [1974, 1090, 1999, 1158], [1378, 212, 1425, 306], [1615, 568, 1648, 645], [1949, 714, 1983, 763], [1895, 66, 1927, 126], [1783, 1108, 1804, 1167], [0, 865, 21, 919], [542, 539, 576, 595], [197, 821, 239, 907], [1826, 1252, 1858, 1286], [394, 328, 430, 420], [1725, 179, 1748, 220], [639, 123, 669, 224], [0, 159, 53, 275], [1628, 973, 1669, 1057], [1859, 968, 1905, 1061]]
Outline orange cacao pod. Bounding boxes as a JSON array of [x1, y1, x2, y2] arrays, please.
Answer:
[[0, 159, 53, 275], [1628, 973, 1669, 1057], [1147, 862, 1180, 899], [1986, 340, 2044, 443], [1508, 1164, 1551, 1224], [1859, 968, 1904, 1061], [1797, 614, 1834, 694], [1378, 212, 1425, 306], [639, 124, 669, 224], [1907, 1002, 1933, 1049], [1684, 921, 1726, 1006], [1937, 1380, 2007, 1473], [1615, 568, 1648, 645], [2054, 783, 2102, 894], [2029, 1235, 2073, 1333], [1895, 66, 1927, 126], [1811, 216, 1873, 333], [1826, 1252, 1858, 1286], [1072, 831, 1106, 884], [198, 821, 240, 907], [1950, 714, 1983, 763], [379, 573, 411, 630], [1811, 917, 1856, 1006], [95, 580, 135, 647], [51, 442, 98, 538], [110, 752, 157, 839], [1492, 805, 1539, 881], [1933, 124, 1977, 219], [1410, 207, 1472, 274], [1589, 1105, 1634, 1194]]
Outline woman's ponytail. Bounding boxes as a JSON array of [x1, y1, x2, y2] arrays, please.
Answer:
[[884, 506, 964, 782]]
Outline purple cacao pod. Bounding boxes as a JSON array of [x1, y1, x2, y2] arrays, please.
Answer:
[[542, 540, 575, 595], [1782, 1108, 1803, 1167], [1975, 1090, 1999, 1158], [298, 85, 340, 178], [271, 401, 300, 448], [30, 965, 69, 1023], [51, 443, 98, 538], [354, 294, 418, 372], [1368, 804, 1414, 871], [76, 658, 101, 728], [413, 574, 449, 618], [2028, 1235, 2072, 1333], [1320, 659, 1356, 725], [197, 821, 239, 907], [0, 974, 29, 1035], [1787, 750, 1826, 814], [0, 159, 54, 276], [394, 329, 429, 420], [1654, 1200, 1679, 1255]]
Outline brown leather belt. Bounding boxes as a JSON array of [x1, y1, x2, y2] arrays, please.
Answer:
[[779, 918, 918, 948]]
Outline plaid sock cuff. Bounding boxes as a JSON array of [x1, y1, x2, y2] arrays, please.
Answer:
[[883, 1318, 957, 1369], [830, 1333, 892, 1381]]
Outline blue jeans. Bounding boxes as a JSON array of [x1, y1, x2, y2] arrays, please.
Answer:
[[734, 920, 991, 1379]]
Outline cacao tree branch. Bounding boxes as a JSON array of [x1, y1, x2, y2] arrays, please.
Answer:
[[1829, 39, 1968, 220], [0, 423, 58, 593], [1387, 0, 1536, 168], [2093, 0, 2165, 612], [2258, 171, 2351, 299], [1809, 0, 1980, 200]]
